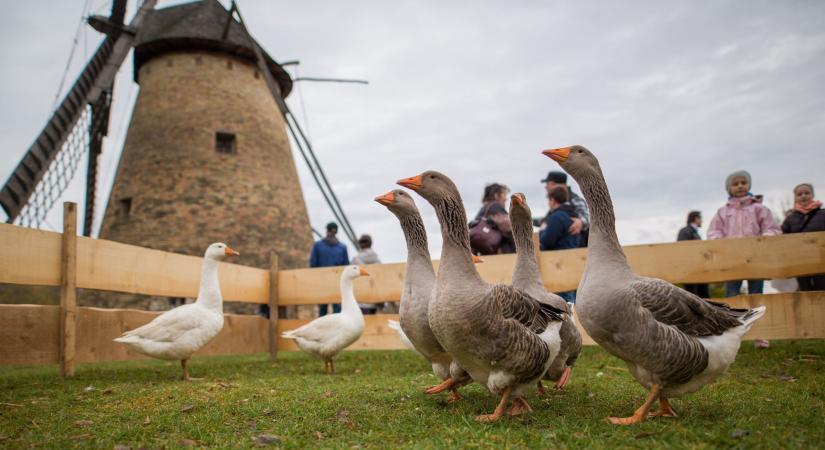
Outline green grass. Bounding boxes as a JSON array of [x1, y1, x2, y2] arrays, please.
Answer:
[[1, 341, 823, 449]]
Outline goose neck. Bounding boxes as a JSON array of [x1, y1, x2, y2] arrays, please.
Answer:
[[433, 195, 482, 283], [196, 257, 223, 310], [578, 170, 632, 274]]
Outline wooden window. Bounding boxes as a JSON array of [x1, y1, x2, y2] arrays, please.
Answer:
[[216, 132, 236, 154]]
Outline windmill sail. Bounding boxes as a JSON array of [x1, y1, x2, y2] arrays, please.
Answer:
[[0, 0, 157, 231]]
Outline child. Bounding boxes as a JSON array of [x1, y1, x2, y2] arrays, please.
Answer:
[[708, 170, 781, 297], [781, 183, 825, 291], [540, 185, 580, 302]]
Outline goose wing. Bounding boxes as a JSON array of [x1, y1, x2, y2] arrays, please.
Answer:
[[118, 304, 206, 343], [487, 284, 566, 333], [632, 277, 755, 337]]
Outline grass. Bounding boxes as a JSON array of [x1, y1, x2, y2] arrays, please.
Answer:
[[1, 341, 823, 449]]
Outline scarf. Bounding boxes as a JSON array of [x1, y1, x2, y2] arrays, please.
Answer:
[[795, 199, 822, 214]]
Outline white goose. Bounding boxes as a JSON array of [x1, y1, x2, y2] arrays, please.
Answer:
[[114, 242, 239, 381], [282, 265, 369, 374]]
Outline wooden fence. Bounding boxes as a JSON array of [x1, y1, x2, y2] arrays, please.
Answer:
[[1, 203, 824, 375]]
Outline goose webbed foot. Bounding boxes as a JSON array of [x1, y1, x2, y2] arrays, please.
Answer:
[[425, 377, 455, 395], [474, 387, 511, 423], [507, 396, 533, 416], [446, 389, 462, 404], [555, 366, 572, 390], [180, 359, 202, 382], [536, 381, 548, 396], [648, 397, 678, 418], [608, 384, 660, 426]]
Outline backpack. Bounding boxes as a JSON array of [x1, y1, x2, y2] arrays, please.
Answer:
[[468, 203, 503, 255]]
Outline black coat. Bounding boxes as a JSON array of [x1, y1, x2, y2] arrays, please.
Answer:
[[782, 208, 825, 234], [677, 225, 702, 241]]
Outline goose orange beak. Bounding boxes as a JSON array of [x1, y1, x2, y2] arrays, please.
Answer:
[[542, 147, 571, 163], [397, 175, 423, 191], [510, 193, 525, 206], [472, 255, 484, 264], [225, 247, 240, 256], [359, 267, 370, 276], [375, 192, 394, 206]]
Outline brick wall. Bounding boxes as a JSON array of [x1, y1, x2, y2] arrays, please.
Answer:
[[94, 51, 313, 312]]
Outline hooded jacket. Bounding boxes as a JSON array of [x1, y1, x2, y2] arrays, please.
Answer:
[[707, 196, 781, 239]]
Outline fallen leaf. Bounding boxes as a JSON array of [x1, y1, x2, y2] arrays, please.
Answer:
[[0, 435, 7, 441], [353, 368, 362, 374], [635, 431, 659, 439], [246, 420, 257, 429], [70, 434, 95, 441], [261, 409, 275, 416], [595, 372, 604, 378], [102, 388, 114, 395], [84, 386, 95, 392], [587, 392, 595, 399], [143, 417, 151, 425], [322, 391, 335, 398], [113, 445, 131, 450], [336, 409, 351, 424], [778, 375, 797, 383], [177, 438, 196, 447], [254, 434, 281, 445], [314, 431, 324, 440], [731, 429, 750, 439], [75, 420, 94, 427], [180, 404, 195, 413]]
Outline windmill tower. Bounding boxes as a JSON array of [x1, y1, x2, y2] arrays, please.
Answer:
[[98, 0, 311, 270], [1, 0, 362, 310]]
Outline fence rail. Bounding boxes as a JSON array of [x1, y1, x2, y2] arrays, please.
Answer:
[[0, 203, 823, 372]]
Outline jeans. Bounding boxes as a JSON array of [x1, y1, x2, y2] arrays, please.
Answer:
[[725, 280, 764, 297], [319, 304, 341, 316], [558, 290, 576, 304]]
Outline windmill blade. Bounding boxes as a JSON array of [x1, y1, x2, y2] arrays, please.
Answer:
[[0, 0, 157, 229]]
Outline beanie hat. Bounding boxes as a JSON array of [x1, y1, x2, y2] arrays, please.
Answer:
[[725, 170, 751, 196]]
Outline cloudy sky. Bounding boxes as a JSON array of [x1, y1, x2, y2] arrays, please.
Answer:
[[1, 0, 824, 263]]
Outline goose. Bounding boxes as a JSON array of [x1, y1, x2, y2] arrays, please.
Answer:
[[509, 193, 582, 392], [281, 265, 369, 374], [375, 189, 471, 403], [542, 145, 766, 425], [398, 171, 567, 422], [114, 242, 239, 381]]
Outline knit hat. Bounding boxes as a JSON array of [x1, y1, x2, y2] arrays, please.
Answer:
[[725, 170, 751, 196], [541, 171, 567, 184]]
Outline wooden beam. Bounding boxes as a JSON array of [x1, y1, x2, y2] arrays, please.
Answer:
[[59, 203, 78, 377], [268, 252, 279, 360]]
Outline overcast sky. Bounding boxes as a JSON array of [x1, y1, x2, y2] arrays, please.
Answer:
[[1, 0, 824, 263]]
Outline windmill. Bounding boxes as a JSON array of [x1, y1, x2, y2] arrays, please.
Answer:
[[1, 0, 359, 273]]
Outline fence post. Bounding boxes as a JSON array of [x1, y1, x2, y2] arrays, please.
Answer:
[[59, 202, 78, 377], [268, 251, 279, 360]]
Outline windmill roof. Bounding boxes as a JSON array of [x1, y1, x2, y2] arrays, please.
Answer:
[[134, 0, 292, 97]]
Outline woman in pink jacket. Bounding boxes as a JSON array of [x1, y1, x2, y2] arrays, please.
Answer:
[[707, 170, 781, 298]]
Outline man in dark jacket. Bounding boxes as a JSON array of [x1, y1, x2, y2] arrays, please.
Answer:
[[677, 211, 710, 298], [540, 186, 580, 302], [541, 171, 589, 247], [310, 222, 350, 315]]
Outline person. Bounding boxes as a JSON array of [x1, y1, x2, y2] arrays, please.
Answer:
[[351, 234, 381, 314], [540, 186, 580, 302], [541, 171, 589, 247], [471, 183, 515, 254], [781, 183, 825, 291], [707, 170, 780, 349], [676, 211, 710, 298], [310, 222, 350, 316], [707, 170, 781, 297]]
